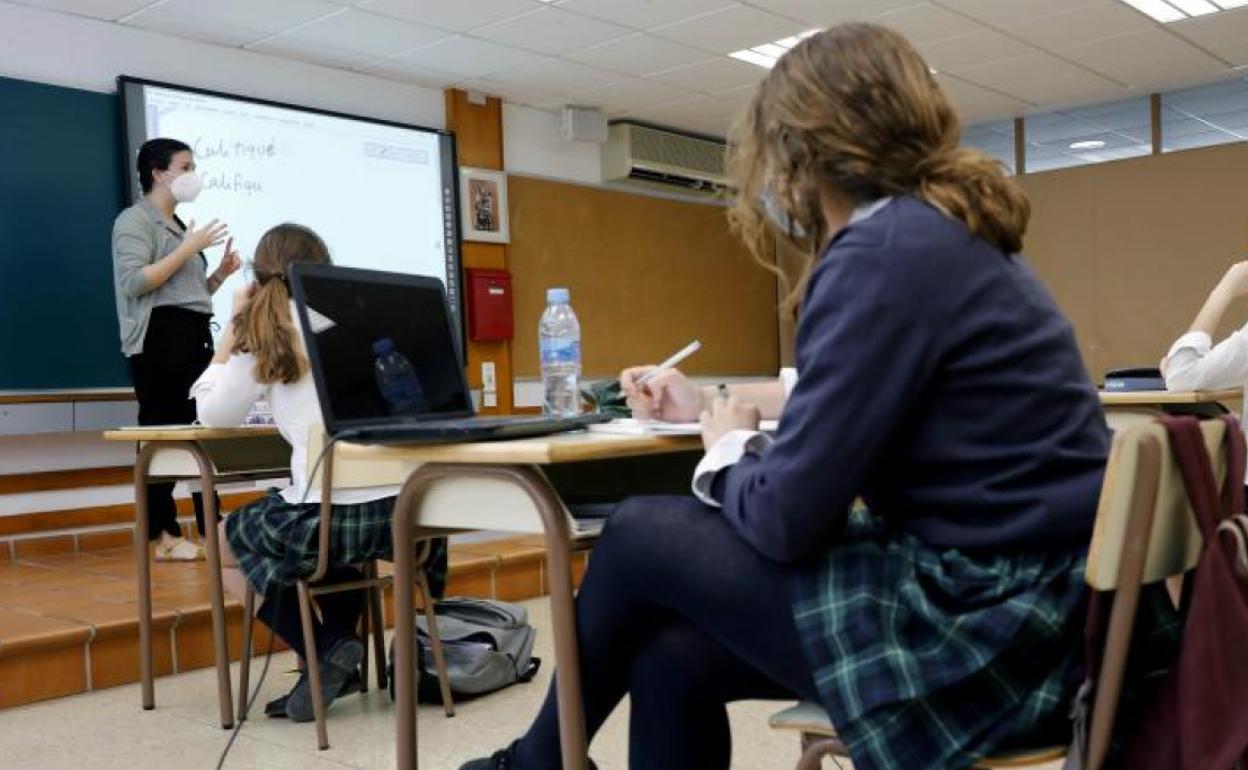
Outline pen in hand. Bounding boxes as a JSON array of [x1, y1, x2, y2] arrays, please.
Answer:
[[635, 340, 702, 387]]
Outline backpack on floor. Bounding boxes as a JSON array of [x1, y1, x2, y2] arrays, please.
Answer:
[[387, 597, 541, 704]]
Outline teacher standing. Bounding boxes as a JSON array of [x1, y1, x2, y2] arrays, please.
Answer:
[[112, 138, 241, 561]]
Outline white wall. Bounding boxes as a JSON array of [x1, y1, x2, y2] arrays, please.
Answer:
[[502, 102, 602, 186], [0, 1, 444, 128]]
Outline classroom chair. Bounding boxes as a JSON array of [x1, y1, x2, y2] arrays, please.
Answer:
[[237, 430, 455, 751], [769, 418, 1223, 770]]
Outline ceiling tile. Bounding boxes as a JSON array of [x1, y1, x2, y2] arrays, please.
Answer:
[[1170, 8, 1248, 66], [356, 0, 543, 31], [1062, 27, 1229, 90], [382, 35, 543, 78], [936, 0, 1102, 26], [472, 6, 632, 55], [9, 0, 153, 21], [125, 0, 340, 47], [651, 5, 808, 54], [870, 3, 983, 45], [938, 74, 1031, 123], [555, 0, 741, 31], [359, 61, 465, 89], [955, 51, 1124, 106], [1003, 1, 1156, 53], [741, 0, 916, 26], [572, 77, 698, 111], [251, 9, 450, 66], [648, 56, 766, 93], [564, 33, 709, 75], [484, 57, 627, 94], [918, 28, 1027, 73]]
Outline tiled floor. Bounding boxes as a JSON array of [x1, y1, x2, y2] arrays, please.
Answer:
[[0, 598, 809, 770]]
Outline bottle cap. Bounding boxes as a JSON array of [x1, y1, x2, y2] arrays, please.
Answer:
[[546, 287, 570, 304], [372, 337, 396, 356]]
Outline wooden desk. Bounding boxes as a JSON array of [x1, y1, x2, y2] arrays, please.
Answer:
[[335, 432, 701, 770], [103, 426, 290, 729], [1098, 389, 1240, 407]]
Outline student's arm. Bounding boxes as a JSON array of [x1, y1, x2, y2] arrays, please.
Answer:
[[707, 239, 941, 563], [1162, 261, 1248, 391], [191, 354, 266, 428], [620, 368, 790, 421]]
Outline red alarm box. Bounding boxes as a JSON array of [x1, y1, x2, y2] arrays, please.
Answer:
[[466, 268, 514, 342]]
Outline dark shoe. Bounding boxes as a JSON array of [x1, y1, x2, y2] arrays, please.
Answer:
[[459, 743, 597, 770], [285, 637, 366, 723], [265, 667, 361, 718]]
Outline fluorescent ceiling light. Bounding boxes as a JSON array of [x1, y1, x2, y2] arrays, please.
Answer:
[[1069, 139, 1107, 149], [728, 29, 819, 69], [1118, 0, 1246, 20]]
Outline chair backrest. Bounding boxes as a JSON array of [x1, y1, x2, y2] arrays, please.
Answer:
[[306, 424, 411, 490], [1086, 420, 1227, 590]]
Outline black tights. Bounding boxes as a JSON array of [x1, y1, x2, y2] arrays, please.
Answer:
[[257, 566, 365, 660], [515, 496, 820, 770]]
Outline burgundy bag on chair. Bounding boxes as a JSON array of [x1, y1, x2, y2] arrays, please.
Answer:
[[1121, 415, 1248, 769]]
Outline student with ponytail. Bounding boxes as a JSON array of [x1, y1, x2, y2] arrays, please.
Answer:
[[191, 223, 447, 721], [465, 23, 1109, 770]]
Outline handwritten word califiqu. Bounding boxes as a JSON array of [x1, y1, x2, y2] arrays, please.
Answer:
[[193, 137, 278, 160], [202, 172, 264, 196]]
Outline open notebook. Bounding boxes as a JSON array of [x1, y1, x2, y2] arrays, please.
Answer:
[[588, 418, 780, 436]]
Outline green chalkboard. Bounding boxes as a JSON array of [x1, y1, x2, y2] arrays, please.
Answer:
[[0, 75, 130, 389]]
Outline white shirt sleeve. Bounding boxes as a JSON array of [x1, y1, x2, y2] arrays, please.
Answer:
[[779, 367, 798, 397], [691, 429, 774, 507], [1161, 324, 1248, 392], [190, 356, 267, 428]]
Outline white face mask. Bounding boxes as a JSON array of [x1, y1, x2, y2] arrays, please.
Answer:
[[169, 170, 202, 203], [760, 187, 806, 239]]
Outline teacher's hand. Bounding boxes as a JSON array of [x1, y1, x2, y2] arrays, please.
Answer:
[[184, 219, 229, 254], [213, 237, 242, 281], [699, 395, 760, 449]]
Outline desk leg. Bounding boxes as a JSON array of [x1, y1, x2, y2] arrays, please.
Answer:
[[390, 465, 588, 770], [392, 480, 420, 770], [134, 444, 158, 711], [187, 445, 235, 731]]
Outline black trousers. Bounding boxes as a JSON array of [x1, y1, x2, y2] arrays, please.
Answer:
[[514, 496, 820, 770], [127, 306, 216, 539]]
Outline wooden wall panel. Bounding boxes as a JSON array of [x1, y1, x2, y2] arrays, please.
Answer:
[[445, 89, 512, 412], [507, 176, 779, 378], [1020, 141, 1248, 382]]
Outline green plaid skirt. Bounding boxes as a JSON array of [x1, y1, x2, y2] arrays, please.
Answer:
[[793, 511, 1088, 770], [224, 491, 448, 598]]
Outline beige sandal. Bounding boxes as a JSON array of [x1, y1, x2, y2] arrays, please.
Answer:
[[154, 537, 205, 562]]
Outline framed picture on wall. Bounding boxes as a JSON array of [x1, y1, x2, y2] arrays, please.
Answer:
[[459, 167, 510, 244]]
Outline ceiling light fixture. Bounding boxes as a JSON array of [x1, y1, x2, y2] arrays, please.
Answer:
[[728, 29, 819, 69], [1118, 0, 1246, 22], [1069, 139, 1108, 149]]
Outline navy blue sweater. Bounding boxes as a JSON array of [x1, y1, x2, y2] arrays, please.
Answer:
[[717, 197, 1110, 563]]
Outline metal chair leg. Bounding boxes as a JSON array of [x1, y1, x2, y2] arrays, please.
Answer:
[[238, 587, 255, 719], [296, 580, 330, 750], [369, 562, 389, 690], [359, 583, 371, 695], [416, 571, 454, 717]]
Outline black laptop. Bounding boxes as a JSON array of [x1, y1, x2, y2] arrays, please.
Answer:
[[289, 263, 607, 444]]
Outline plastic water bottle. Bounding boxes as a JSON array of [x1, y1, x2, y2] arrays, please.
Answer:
[[539, 287, 582, 417], [373, 337, 427, 416]]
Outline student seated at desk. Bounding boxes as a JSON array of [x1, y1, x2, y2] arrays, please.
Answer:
[[1160, 260, 1248, 499], [189, 223, 448, 722], [463, 23, 1109, 770]]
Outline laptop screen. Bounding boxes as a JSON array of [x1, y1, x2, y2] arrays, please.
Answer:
[[291, 265, 473, 430]]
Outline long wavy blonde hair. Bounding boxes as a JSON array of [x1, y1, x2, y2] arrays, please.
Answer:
[[230, 223, 330, 384], [727, 23, 1030, 313]]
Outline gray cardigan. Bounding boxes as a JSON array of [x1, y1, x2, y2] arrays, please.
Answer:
[[111, 199, 212, 356]]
